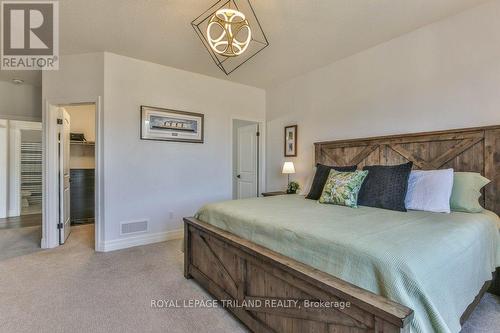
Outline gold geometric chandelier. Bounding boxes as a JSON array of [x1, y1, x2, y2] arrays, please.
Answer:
[[206, 8, 252, 57], [192, 0, 269, 75]]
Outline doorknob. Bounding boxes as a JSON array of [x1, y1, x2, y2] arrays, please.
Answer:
[[236, 174, 241, 178]]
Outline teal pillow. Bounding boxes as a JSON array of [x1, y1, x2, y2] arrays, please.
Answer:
[[450, 172, 490, 213], [319, 170, 368, 208]]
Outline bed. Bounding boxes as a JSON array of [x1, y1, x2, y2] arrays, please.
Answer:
[[184, 125, 500, 333]]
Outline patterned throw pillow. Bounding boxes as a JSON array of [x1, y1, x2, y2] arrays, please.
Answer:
[[305, 164, 358, 200], [319, 170, 369, 208]]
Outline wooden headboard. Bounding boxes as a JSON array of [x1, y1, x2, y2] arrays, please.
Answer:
[[314, 125, 500, 215]]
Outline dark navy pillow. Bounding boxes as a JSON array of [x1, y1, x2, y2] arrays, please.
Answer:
[[306, 164, 358, 200], [358, 162, 413, 212]]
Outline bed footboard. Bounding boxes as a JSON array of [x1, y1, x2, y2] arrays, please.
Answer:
[[184, 217, 413, 333]]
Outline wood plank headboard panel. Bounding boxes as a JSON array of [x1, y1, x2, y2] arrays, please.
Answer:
[[314, 125, 500, 215]]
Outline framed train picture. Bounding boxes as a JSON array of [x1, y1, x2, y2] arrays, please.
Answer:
[[140, 106, 204, 143], [284, 125, 297, 157]]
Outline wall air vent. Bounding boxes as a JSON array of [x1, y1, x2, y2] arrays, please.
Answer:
[[120, 220, 148, 235]]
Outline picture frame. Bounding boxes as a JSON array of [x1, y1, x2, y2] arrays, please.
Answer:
[[140, 106, 204, 143], [284, 125, 297, 157]]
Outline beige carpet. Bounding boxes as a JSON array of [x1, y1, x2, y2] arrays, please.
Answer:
[[0, 224, 498, 333]]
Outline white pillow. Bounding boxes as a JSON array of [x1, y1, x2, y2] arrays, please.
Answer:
[[405, 169, 454, 213]]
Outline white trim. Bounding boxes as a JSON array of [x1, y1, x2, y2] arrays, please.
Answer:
[[0, 120, 7, 218], [7, 209, 18, 217], [230, 116, 266, 199], [0, 114, 42, 123], [101, 228, 183, 252], [40, 237, 48, 249], [42, 101, 60, 248], [8, 120, 42, 131], [94, 96, 104, 252], [8, 127, 21, 217]]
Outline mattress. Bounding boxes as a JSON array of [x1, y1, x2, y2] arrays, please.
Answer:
[[195, 194, 500, 333]]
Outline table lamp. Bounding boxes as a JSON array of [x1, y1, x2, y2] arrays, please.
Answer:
[[282, 161, 295, 186]]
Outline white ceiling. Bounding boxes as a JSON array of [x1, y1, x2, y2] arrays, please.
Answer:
[[0, 0, 491, 88]]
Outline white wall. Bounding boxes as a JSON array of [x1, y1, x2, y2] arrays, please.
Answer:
[[0, 81, 41, 121], [41, 54, 103, 176], [42, 53, 104, 104], [103, 53, 265, 246], [65, 104, 96, 169], [266, 0, 500, 191], [65, 104, 96, 142]]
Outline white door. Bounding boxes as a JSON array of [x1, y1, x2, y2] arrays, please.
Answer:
[[59, 109, 71, 244], [236, 124, 258, 199]]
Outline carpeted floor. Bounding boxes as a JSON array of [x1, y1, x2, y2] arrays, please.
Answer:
[[0, 224, 498, 333]]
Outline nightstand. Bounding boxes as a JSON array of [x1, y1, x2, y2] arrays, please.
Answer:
[[261, 191, 287, 197]]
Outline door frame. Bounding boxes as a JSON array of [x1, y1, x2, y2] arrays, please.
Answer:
[[230, 117, 266, 199], [59, 109, 71, 244], [42, 97, 103, 250]]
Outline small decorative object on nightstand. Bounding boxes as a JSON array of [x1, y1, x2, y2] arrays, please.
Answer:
[[287, 181, 300, 194], [261, 191, 287, 197]]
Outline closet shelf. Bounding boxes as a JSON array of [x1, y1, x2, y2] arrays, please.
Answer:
[[70, 141, 95, 146]]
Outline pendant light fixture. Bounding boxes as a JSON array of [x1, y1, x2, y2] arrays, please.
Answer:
[[192, 0, 269, 75]]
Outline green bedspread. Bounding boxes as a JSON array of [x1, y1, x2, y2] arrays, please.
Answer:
[[195, 195, 500, 333]]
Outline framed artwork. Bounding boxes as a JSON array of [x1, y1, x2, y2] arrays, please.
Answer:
[[284, 125, 297, 157], [140, 106, 204, 143]]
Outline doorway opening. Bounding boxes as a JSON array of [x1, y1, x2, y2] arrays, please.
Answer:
[[0, 120, 43, 231], [43, 97, 102, 250], [232, 119, 264, 199], [44, 102, 97, 247]]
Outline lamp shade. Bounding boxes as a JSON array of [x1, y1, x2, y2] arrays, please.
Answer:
[[282, 162, 295, 174]]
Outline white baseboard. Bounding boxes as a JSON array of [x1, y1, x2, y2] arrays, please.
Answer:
[[99, 228, 183, 252], [40, 237, 60, 249], [7, 209, 19, 217]]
